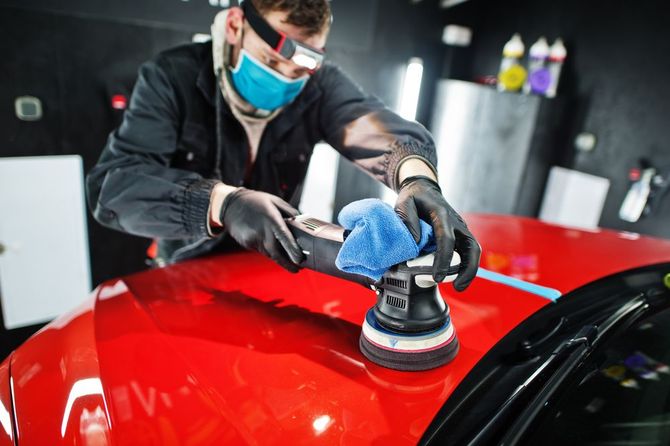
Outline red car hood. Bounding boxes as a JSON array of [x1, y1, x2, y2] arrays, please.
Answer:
[[7, 215, 670, 445]]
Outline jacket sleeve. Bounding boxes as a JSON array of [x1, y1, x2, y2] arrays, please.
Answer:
[[316, 63, 438, 191], [86, 59, 218, 240]]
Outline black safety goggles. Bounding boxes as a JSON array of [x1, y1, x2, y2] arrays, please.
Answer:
[[241, 0, 326, 72]]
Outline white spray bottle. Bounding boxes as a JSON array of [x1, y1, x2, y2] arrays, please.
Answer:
[[546, 38, 567, 98]]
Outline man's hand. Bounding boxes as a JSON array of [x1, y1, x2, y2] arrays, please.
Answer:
[[395, 175, 481, 291], [220, 188, 304, 272]]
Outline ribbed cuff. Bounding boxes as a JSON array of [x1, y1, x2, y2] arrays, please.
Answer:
[[205, 200, 224, 237], [182, 179, 220, 239], [386, 140, 438, 191]]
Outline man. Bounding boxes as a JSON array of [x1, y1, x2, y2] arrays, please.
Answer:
[[86, 0, 481, 291]]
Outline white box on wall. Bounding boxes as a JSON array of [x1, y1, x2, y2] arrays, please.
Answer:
[[539, 166, 610, 230], [0, 155, 92, 329]]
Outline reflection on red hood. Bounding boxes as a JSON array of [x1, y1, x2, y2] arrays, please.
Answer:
[[6, 215, 670, 445]]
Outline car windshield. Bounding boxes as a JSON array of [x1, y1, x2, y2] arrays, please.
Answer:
[[421, 263, 670, 446], [521, 306, 670, 445]]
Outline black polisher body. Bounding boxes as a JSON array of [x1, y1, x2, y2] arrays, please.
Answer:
[[286, 215, 461, 371]]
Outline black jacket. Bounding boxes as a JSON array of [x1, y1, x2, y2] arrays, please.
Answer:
[[86, 42, 438, 263]]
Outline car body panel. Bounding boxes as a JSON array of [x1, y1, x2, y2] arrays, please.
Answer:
[[0, 359, 15, 446], [4, 214, 670, 445], [473, 214, 670, 294], [8, 298, 114, 445]]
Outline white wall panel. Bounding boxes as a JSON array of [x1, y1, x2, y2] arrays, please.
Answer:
[[0, 155, 91, 328]]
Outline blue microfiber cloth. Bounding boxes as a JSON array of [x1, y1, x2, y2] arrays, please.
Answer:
[[335, 198, 436, 281]]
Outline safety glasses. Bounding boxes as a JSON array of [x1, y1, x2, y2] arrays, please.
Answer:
[[241, 0, 325, 72]]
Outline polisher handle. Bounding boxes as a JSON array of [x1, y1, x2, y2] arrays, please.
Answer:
[[286, 216, 376, 287]]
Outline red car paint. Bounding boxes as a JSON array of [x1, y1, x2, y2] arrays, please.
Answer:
[[0, 361, 14, 446], [3, 215, 670, 445]]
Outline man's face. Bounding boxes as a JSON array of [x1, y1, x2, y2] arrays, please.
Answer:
[[226, 7, 329, 80]]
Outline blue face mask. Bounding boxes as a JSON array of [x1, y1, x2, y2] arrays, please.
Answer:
[[230, 49, 309, 111]]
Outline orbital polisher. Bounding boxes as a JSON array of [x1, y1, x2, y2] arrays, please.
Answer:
[[287, 215, 461, 372]]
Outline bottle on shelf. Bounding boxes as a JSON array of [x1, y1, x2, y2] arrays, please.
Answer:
[[546, 38, 567, 98], [497, 33, 527, 93], [524, 36, 550, 95]]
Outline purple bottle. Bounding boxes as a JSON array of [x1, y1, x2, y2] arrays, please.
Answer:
[[524, 37, 550, 95]]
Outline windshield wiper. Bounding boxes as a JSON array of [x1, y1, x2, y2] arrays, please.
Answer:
[[466, 324, 597, 445], [499, 292, 661, 445], [468, 292, 654, 446]]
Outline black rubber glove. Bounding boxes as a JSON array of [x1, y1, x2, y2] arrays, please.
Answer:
[[220, 188, 304, 273], [395, 175, 481, 291]]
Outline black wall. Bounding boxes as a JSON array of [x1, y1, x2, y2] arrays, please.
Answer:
[[328, 0, 448, 217], [442, 0, 670, 239], [1, 7, 196, 289], [0, 0, 225, 31]]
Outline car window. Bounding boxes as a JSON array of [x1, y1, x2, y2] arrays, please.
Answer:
[[521, 307, 670, 445]]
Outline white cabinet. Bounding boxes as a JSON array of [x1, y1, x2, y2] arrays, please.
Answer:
[[430, 80, 550, 215]]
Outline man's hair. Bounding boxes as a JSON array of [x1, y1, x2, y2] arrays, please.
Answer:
[[250, 0, 331, 36]]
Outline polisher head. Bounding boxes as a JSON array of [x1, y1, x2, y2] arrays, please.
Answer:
[[359, 308, 460, 371]]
